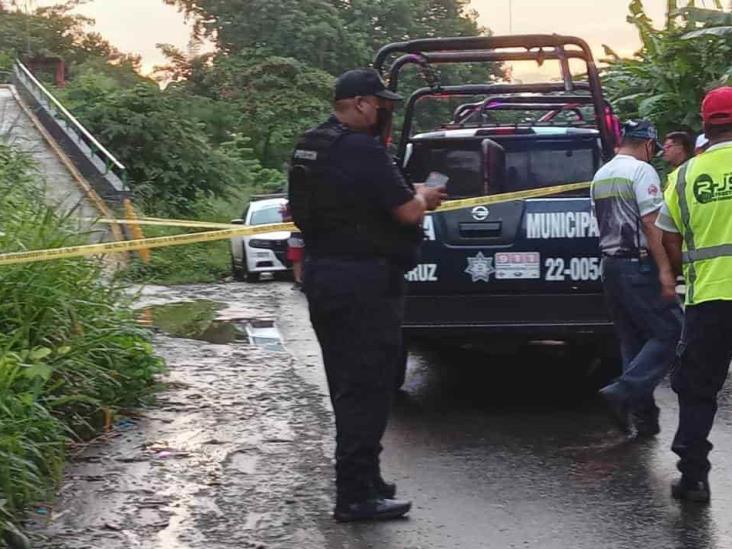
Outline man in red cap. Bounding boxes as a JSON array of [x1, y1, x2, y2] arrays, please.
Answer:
[[656, 86, 732, 502]]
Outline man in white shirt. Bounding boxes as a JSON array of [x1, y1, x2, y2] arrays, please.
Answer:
[[591, 120, 683, 436]]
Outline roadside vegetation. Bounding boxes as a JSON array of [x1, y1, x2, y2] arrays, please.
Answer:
[[0, 144, 163, 542]]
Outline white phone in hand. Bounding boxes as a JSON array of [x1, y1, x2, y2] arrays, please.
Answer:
[[425, 171, 449, 188]]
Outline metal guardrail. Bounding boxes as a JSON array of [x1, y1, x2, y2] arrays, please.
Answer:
[[12, 60, 128, 190]]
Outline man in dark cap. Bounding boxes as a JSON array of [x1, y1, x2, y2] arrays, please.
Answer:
[[591, 120, 683, 437], [288, 68, 446, 522]]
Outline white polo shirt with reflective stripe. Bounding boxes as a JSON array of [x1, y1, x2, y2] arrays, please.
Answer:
[[591, 154, 663, 256]]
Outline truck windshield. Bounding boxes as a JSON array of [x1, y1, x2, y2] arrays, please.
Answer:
[[504, 146, 597, 192], [405, 137, 599, 198]]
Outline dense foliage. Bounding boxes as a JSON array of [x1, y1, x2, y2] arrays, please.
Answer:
[[602, 0, 732, 135], [163, 0, 487, 74], [0, 145, 163, 542]]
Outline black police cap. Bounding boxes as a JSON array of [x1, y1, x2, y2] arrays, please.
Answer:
[[334, 68, 403, 101]]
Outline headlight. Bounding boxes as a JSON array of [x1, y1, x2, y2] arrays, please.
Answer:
[[249, 239, 273, 249]]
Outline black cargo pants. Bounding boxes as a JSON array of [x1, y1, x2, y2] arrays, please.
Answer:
[[304, 256, 405, 504], [671, 300, 732, 482]]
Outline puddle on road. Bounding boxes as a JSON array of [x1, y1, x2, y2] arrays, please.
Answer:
[[140, 300, 285, 351]]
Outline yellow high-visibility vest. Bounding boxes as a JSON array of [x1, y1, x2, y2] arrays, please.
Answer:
[[663, 142, 732, 305]]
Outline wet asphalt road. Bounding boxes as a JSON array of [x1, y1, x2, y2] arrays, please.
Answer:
[[326, 341, 732, 549], [29, 281, 732, 549]]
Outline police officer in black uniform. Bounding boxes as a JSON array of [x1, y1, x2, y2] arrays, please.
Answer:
[[288, 68, 446, 522]]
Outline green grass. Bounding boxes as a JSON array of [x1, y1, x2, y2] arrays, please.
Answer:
[[121, 186, 256, 285], [0, 145, 164, 541]]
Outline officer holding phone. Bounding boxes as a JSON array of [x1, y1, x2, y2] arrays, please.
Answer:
[[288, 68, 447, 522]]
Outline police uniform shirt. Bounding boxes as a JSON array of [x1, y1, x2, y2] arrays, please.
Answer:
[[591, 154, 664, 256], [329, 122, 414, 215], [299, 116, 417, 263]]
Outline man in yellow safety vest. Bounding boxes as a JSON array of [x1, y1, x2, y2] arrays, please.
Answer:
[[656, 86, 732, 503]]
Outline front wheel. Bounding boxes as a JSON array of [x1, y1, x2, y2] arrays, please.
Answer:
[[232, 257, 246, 282]]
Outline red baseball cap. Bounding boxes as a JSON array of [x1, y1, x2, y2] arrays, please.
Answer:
[[702, 87, 732, 125]]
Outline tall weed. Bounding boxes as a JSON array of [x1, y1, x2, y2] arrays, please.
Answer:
[[0, 144, 163, 539]]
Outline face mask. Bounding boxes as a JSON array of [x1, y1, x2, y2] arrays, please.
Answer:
[[374, 107, 393, 144]]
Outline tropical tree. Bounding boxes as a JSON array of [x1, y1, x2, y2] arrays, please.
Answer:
[[163, 0, 488, 75], [602, 0, 732, 134]]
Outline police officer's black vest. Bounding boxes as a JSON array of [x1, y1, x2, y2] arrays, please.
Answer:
[[288, 118, 422, 268]]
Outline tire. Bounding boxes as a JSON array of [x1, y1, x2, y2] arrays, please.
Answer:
[[239, 249, 260, 282], [232, 257, 246, 282], [394, 343, 408, 391], [244, 269, 260, 283]]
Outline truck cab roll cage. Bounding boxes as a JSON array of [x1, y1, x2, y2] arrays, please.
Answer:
[[372, 34, 616, 161]]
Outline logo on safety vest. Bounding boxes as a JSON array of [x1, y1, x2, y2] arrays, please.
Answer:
[[465, 252, 495, 282], [693, 173, 732, 204]]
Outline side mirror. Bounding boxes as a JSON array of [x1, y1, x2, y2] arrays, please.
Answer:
[[230, 219, 244, 225]]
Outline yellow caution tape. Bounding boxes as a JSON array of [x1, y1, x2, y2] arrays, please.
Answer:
[[435, 181, 590, 212], [0, 224, 295, 266], [0, 181, 590, 266], [97, 218, 241, 229]]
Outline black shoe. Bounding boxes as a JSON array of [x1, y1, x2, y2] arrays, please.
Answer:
[[374, 478, 397, 499], [671, 477, 710, 503], [333, 498, 412, 523], [599, 385, 632, 434], [633, 414, 660, 437]]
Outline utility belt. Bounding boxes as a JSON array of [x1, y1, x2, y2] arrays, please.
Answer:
[[602, 249, 655, 273], [602, 248, 649, 261]]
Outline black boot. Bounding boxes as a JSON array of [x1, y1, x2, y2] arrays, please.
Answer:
[[671, 477, 710, 503], [633, 411, 660, 437], [374, 477, 397, 499], [599, 384, 631, 434], [334, 497, 412, 522]]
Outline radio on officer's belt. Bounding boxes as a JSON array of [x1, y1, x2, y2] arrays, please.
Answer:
[[425, 171, 449, 188]]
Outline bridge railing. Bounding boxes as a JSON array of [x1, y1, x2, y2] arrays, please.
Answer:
[[11, 60, 130, 204]]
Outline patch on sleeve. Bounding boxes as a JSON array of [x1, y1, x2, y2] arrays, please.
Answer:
[[294, 149, 318, 161], [648, 184, 659, 197]]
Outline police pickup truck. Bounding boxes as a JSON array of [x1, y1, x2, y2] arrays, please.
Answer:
[[373, 35, 621, 386]]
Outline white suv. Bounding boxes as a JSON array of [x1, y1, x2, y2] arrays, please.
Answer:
[[230, 197, 291, 282]]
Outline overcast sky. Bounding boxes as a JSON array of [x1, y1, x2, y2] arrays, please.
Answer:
[[33, 0, 672, 76]]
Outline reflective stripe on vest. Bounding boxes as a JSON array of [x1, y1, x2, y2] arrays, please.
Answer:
[[676, 154, 732, 303], [676, 161, 699, 303]]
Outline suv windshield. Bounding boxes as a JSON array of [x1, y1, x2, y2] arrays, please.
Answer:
[[249, 206, 284, 225]]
